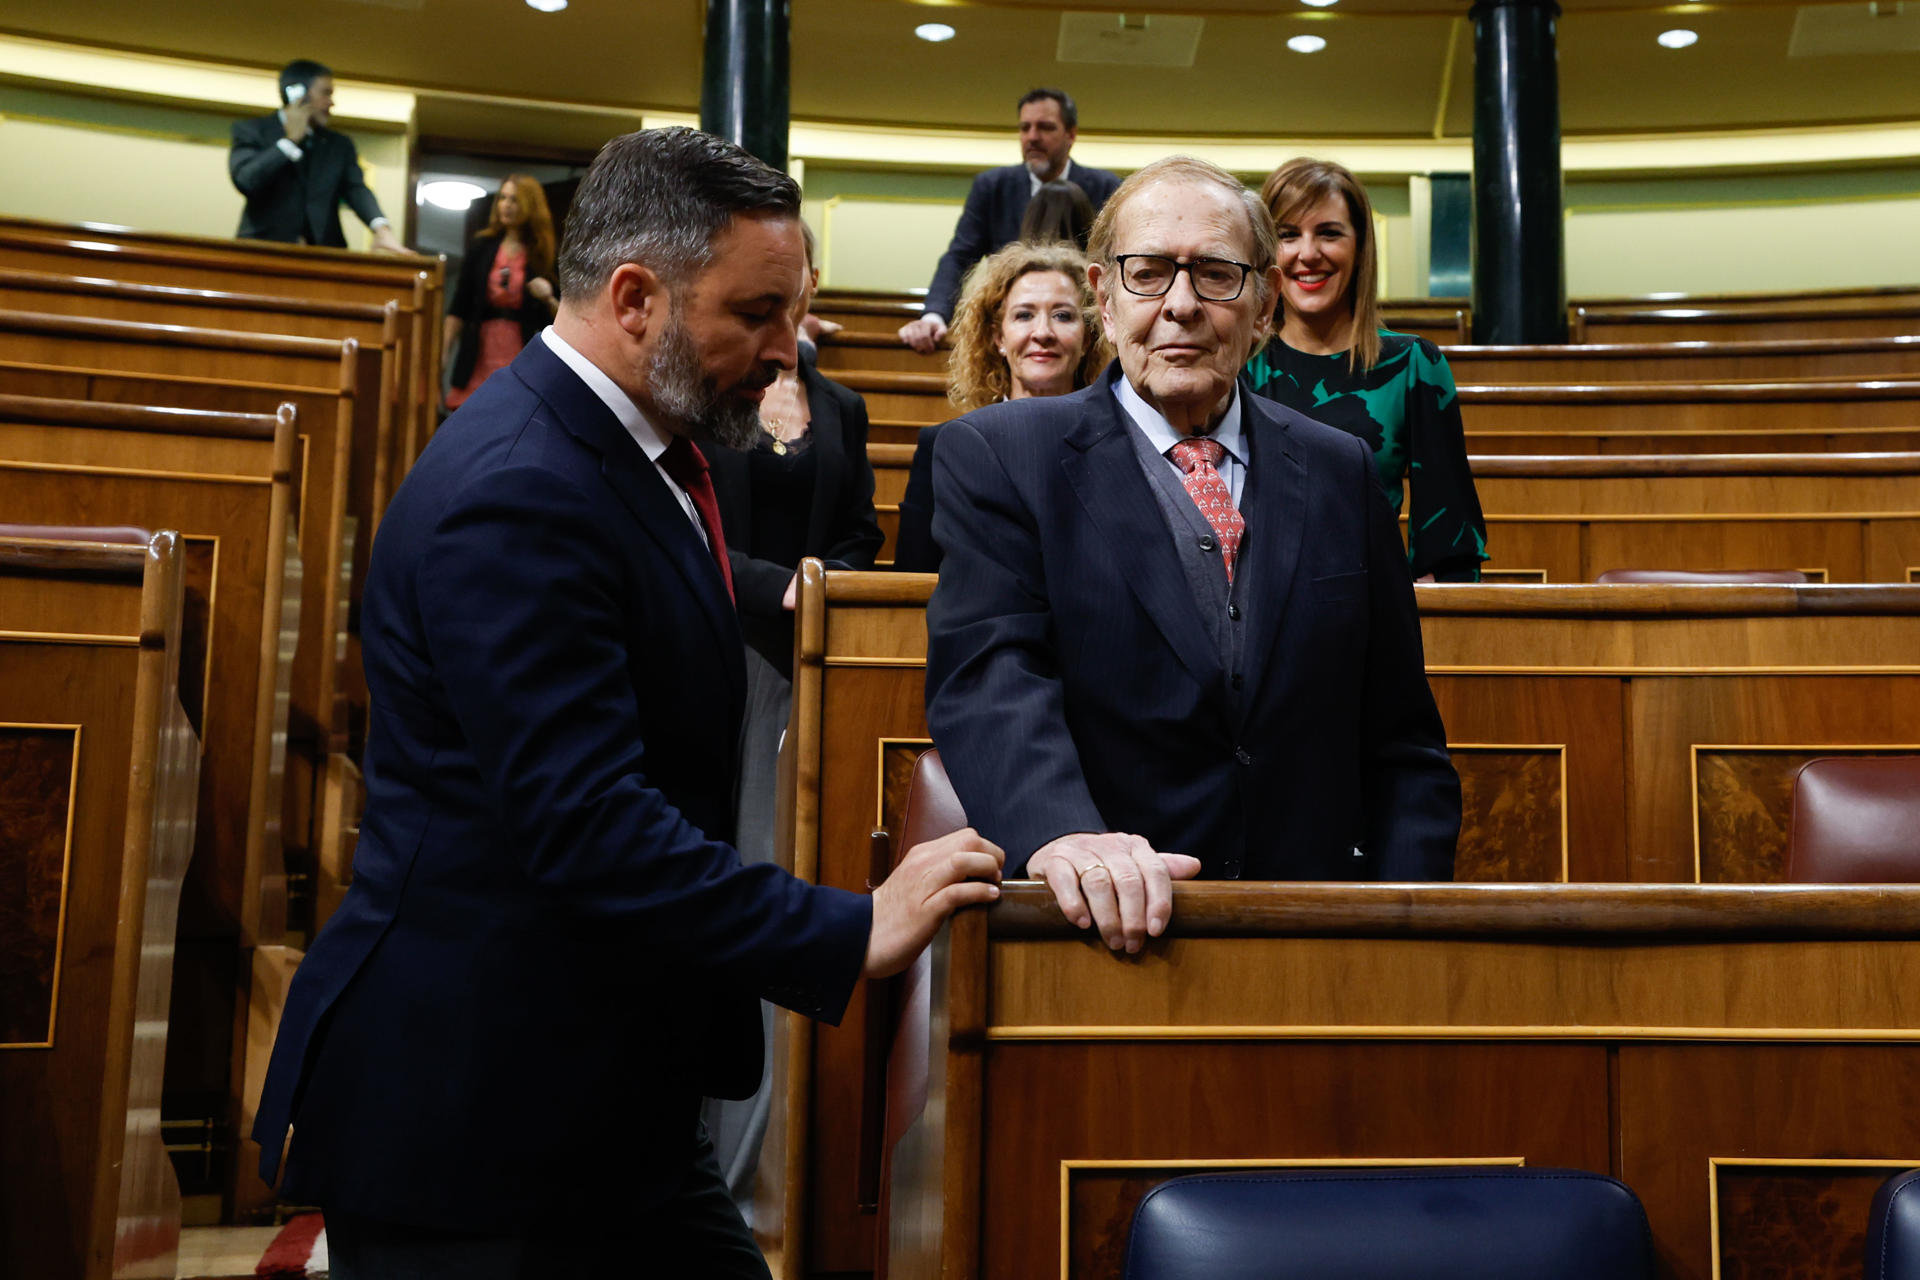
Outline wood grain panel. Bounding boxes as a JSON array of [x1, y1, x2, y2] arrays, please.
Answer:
[[982, 1042, 1608, 1280], [1478, 521, 1583, 583], [1714, 1165, 1893, 1280], [1430, 677, 1626, 882], [1452, 747, 1564, 882], [0, 725, 78, 1046], [1619, 1045, 1920, 1280], [1469, 427, 1920, 456]]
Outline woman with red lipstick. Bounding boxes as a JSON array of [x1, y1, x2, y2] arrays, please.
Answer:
[[1245, 157, 1488, 582], [894, 240, 1108, 573]]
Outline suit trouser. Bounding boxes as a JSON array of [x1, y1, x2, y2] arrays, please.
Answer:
[[324, 1128, 770, 1280], [701, 644, 790, 1223]]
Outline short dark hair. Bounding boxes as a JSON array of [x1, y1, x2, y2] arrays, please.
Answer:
[[1018, 88, 1077, 132], [279, 60, 331, 101], [557, 127, 801, 300]]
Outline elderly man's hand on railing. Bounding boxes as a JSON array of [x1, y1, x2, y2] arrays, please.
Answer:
[[1027, 831, 1203, 954]]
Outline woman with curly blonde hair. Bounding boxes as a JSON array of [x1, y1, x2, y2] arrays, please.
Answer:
[[895, 241, 1106, 571]]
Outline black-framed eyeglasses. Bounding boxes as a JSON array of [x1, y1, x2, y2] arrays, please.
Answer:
[[1112, 254, 1253, 302]]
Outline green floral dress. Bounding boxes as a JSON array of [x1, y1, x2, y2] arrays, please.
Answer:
[[1246, 330, 1489, 582]]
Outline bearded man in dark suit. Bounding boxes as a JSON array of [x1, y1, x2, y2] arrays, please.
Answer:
[[229, 59, 403, 252], [898, 87, 1121, 354], [924, 156, 1458, 955], [252, 127, 1003, 1278]]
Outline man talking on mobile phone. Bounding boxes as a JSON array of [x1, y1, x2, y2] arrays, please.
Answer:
[[229, 59, 405, 254]]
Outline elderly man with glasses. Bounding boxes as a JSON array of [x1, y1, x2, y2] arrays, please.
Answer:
[[924, 156, 1460, 950]]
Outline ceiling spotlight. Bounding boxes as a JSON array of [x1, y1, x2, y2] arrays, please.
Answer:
[[1301, 0, 1340, 7], [526, 0, 567, 10], [915, 22, 956, 42], [419, 180, 488, 211], [1288, 34, 1327, 53], [1657, 28, 1699, 48]]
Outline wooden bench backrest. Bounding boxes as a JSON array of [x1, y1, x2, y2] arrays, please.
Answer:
[[1447, 335, 1920, 385], [1460, 378, 1920, 435], [0, 396, 295, 946], [1464, 452, 1920, 584], [0, 221, 440, 487], [0, 310, 377, 757], [0, 533, 195, 1280], [778, 566, 1920, 1276]]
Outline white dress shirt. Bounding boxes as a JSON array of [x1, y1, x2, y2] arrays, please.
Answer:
[[540, 327, 706, 544], [1113, 373, 1248, 506], [1029, 158, 1074, 197]]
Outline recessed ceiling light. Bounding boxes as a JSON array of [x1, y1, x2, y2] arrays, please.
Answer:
[[915, 22, 956, 42], [419, 180, 488, 211], [1288, 34, 1327, 53], [1657, 28, 1699, 48], [526, 0, 567, 10], [1301, 0, 1340, 7]]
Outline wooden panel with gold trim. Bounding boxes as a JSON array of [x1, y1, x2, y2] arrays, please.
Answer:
[[0, 723, 80, 1047], [1709, 1158, 1919, 1280]]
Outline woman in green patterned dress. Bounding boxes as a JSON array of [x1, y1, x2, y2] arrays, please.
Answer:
[[1244, 157, 1488, 582]]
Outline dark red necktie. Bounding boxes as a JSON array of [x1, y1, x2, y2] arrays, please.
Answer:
[[1170, 436, 1246, 583], [658, 436, 735, 603]]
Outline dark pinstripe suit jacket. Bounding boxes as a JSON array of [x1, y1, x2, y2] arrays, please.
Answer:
[[923, 365, 1459, 881]]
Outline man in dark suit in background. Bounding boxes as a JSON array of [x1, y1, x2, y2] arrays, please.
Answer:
[[252, 127, 1002, 1278], [898, 88, 1121, 353], [925, 156, 1458, 955], [228, 59, 404, 252]]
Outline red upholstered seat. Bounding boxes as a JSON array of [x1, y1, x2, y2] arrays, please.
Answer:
[[1595, 569, 1810, 584], [1786, 756, 1920, 883]]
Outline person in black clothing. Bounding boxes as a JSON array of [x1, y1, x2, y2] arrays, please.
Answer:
[[229, 60, 402, 252], [702, 220, 883, 1215]]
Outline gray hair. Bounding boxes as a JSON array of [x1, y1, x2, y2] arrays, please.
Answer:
[[556, 126, 802, 299]]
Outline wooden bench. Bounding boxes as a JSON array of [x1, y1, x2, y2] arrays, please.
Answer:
[[894, 881, 1920, 1280], [0, 217, 442, 486], [1573, 299, 1920, 344], [0, 266, 403, 521], [1460, 377, 1920, 436], [1448, 335, 1920, 385], [768, 569, 1920, 1276], [1465, 452, 1920, 583], [0, 531, 197, 1280], [0, 395, 300, 1218]]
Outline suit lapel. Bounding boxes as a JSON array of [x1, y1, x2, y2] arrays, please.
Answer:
[[510, 342, 745, 696], [1235, 392, 1309, 709], [1060, 379, 1223, 690]]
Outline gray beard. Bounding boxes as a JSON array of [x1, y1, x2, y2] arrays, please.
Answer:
[[648, 315, 764, 453]]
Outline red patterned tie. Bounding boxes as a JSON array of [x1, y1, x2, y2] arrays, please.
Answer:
[[658, 436, 736, 603], [1169, 436, 1245, 584]]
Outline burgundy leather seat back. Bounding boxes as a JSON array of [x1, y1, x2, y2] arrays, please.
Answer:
[[1787, 756, 1920, 883], [875, 749, 968, 1279], [896, 747, 968, 856], [1595, 569, 1810, 584]]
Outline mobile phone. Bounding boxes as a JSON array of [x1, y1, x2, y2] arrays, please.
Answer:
[[284, 81, 307, 105]]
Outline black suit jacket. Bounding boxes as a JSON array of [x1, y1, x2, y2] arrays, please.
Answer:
[[891, 420, 946, 574], [251, 337, 871, 1229], [924, 366, 1459, 880], [710, 349, 884, 674], [229, 112, 386, 247], [923, 162, 1123, 322]]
